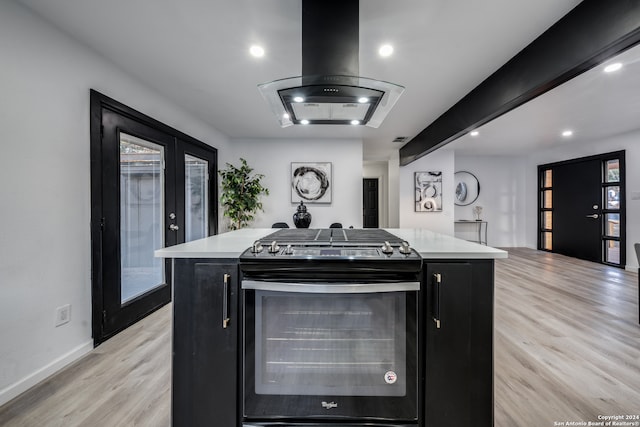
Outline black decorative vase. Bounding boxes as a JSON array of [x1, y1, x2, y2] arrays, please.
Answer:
[[293, 201, 312, 228]]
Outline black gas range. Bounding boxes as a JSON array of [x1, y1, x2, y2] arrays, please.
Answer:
[[239, 228, 423, 279], [239, 228, 423, 426]]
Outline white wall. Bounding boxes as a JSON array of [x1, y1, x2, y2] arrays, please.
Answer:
[[229, 138, 363, 230], [363, 161, 389, 228], [0, 1, 231, 405], [454, 156, 528, 247], [399, 150, 455, 235], [524, 130, 640, 269]]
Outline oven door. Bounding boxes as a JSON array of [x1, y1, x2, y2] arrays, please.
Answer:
[[242, 280, 419, 422]]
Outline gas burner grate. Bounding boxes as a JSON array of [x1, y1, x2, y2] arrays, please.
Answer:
[[343, 229, 404, 244], [261, 229, 323, 243], [260, 228, 405, 245]]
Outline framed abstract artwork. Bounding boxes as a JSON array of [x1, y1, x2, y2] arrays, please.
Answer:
[[415, 171, 442, 212], [291, 162, 332, 203]]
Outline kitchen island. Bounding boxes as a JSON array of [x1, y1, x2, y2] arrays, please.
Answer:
[[156, 228, 507, 427]]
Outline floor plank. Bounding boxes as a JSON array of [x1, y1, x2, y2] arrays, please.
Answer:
[[0, 249, 638, 426]]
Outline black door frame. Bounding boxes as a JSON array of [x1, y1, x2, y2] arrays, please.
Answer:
[[90, 90, 218, 345], [537, 150, 626, 267]]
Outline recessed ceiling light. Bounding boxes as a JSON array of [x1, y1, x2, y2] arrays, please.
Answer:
[[358, 97, 369, 104], [470, 130, 479, 137], [249, 45, 265, 58], [562, 130, 573, 137], [283, 113, 290, 119], [604, 62, 623, 73], [379, 44, 394, 57], [293, 96, 304, 103], [350, 120, 360, 125], [300, 119, 309, 125]]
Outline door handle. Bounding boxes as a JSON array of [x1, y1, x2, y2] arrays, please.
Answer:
[[432, 273, 441, 329], [169, 224, 179, 231], [585, 214, 599, 219], [222, 274, 230, 329]]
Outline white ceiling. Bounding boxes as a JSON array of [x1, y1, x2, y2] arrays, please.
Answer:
[[446, 42, 640, 156], [18, 0, 601, 161]]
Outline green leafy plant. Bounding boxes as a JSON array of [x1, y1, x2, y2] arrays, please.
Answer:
[[218, 158, 269, 230]]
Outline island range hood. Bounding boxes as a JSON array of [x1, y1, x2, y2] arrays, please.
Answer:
[[258, 0, 404, 127]]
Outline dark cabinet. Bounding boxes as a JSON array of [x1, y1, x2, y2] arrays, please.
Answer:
[[172, 259, 239, 427], [424, 261, 494, 427]]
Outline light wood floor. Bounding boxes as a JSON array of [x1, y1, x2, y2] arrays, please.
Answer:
[[0, 248, 638, 426], [494, 248, 640, 426], [0, 304, 172, 426]]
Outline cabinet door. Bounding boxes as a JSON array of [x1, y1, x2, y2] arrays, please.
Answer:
[[173, 259, 239, 427], [425, 261, 493, 427]]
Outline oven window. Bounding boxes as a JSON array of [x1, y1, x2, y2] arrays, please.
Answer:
[[254, 291, 406, 397]]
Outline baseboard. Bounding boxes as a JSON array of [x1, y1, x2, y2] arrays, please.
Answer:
[[0, 340, 93, 407]]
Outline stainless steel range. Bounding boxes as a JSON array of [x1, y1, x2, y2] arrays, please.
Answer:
[[239, 228, 423, 427]]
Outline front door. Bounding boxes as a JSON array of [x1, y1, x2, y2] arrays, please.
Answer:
[[538, 151, 625, 267], [552, 159, 602, 262], [91, 91, 217, 344]]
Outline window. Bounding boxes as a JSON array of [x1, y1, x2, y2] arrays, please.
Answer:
[[539, 168, 553, 250], [602, 158, 622, 265]]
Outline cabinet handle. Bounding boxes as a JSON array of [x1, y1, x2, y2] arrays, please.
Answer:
[[433, 273, 441, 329], [222, 274, 230, 329]]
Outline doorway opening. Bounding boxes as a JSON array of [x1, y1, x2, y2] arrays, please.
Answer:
[[363, 178, 379, 228]]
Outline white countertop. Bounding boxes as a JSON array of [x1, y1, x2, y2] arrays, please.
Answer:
[[155, 228, 508, 259]]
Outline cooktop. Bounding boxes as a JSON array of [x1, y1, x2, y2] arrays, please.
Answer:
[[240, 228, 421, 263], [256, 228, 407, 246], [239, 228, 422, 278]]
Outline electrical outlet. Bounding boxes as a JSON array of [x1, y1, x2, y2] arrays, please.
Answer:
[[55, 304, 71, 327]]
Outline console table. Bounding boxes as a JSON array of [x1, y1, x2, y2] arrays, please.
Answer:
[[454, 220, 488, 245]]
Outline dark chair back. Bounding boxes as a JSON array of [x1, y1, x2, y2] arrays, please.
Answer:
[[329, 222, 343, 228], [271, 222, 289, 228]]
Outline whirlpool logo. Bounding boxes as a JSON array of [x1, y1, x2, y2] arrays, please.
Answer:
[[321, 401, 338, 409]]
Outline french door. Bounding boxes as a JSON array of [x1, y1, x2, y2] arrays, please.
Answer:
[[538, 151, 625, 267], [91, 90, 217, 345]]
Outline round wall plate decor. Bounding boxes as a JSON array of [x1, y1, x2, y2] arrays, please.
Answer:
[[454, 171, 480, 206]]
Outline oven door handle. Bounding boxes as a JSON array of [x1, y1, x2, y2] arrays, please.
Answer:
[[242, 280, 420, 293]]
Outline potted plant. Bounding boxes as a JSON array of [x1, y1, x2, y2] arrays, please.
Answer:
[[218, 158, 269, 230]]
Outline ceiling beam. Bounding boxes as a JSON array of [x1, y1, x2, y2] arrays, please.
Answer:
[[399, 0, 640, 166]]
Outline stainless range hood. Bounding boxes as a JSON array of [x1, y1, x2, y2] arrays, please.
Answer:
[[258, 0, 404, 128]]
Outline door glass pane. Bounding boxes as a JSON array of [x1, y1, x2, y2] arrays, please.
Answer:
[[543, 169, 552, 188], [542, 232, 552, 250], [606, 186, 620, 209], [604, 213, 620, 238], [185, 154, 209, 242], [255, 291, 406, 397], [605, 159, 620, 183], [120, 133, 165, 304], [543, 190, 553, 209], [605, 240, 620, 264], [542, 211, 552, 230]]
